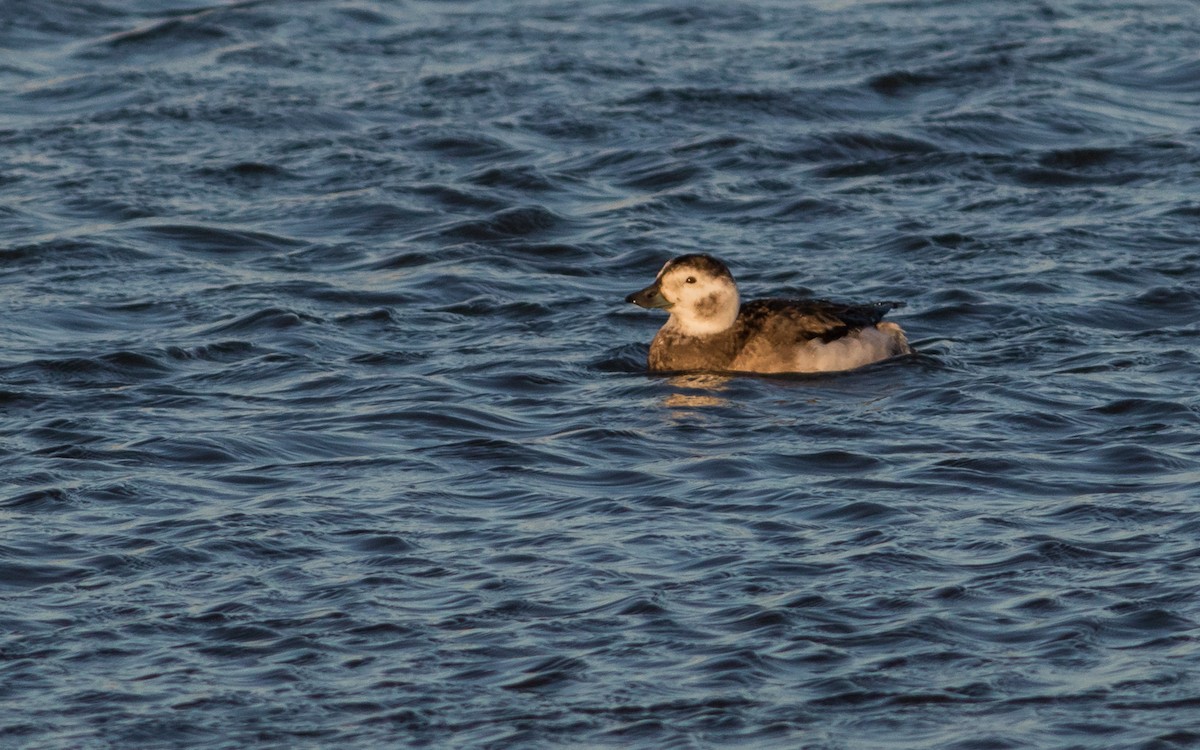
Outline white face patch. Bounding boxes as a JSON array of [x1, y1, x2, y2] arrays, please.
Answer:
[[659, 262, 739, 336]]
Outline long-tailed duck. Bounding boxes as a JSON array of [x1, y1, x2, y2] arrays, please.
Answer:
[[625, 254, 910, 373]]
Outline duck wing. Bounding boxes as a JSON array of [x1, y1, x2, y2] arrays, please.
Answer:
[[737, 299, 905, 344]]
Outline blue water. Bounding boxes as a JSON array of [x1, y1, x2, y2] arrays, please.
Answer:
[[4, 1, 1200, 747]]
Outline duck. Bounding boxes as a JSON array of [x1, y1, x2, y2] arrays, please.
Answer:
[[625, 254, 911, 374]]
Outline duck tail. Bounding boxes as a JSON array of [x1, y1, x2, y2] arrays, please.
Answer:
[[876, 321, 912, 355]]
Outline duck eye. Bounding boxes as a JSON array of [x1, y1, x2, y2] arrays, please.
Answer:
[[685, 276, 696, 284]]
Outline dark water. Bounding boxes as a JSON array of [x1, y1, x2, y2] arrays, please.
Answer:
[[4, 0, 1200, 747]]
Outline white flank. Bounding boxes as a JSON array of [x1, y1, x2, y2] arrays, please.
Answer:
[[793, 325, 909, 373]]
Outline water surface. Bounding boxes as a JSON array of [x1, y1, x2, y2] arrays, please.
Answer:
[[3, 1, 1200, 747]]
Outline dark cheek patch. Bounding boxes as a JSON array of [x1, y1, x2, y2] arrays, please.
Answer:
[[695, 292, 721, 318]]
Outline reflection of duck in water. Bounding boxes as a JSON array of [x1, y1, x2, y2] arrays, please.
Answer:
[[626, 254, 911, 374]]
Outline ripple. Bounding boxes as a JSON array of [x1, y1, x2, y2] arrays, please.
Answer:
[[134, 223, 304, 257], [430, 205, 565, 241]]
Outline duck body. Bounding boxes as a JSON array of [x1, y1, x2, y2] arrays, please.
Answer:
[[626, 254, 910, 374]]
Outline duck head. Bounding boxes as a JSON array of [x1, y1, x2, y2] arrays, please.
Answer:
[[626, 254, 740, 336]]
